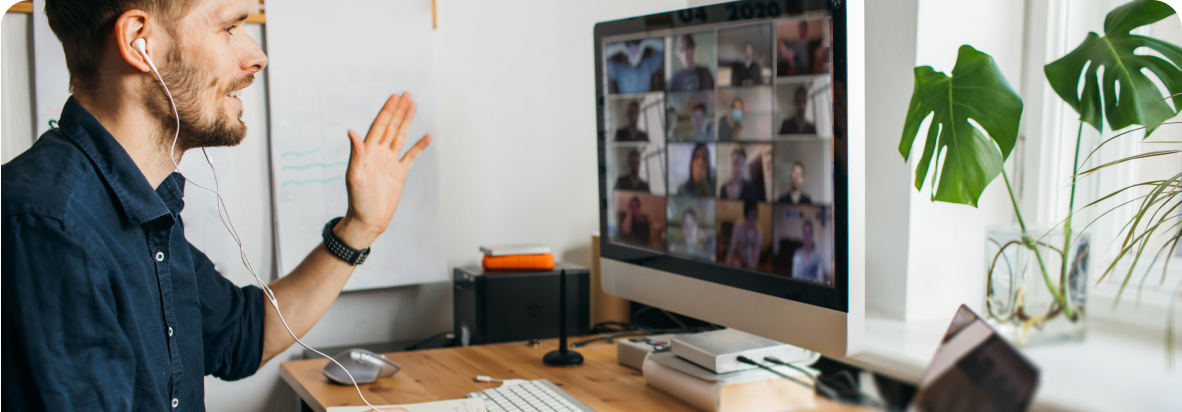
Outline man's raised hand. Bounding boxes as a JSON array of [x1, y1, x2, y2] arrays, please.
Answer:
[[334, 92, 432, 248]]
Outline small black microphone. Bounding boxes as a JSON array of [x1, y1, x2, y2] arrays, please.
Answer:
[[543, 269, 584, 366]]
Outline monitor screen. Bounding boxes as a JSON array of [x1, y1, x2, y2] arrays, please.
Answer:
[[596, 0, 848, 313]]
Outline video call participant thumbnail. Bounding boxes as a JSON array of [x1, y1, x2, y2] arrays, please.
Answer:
[[779, 85, 816, 135], [718, 97, 743, 142], [615, 100, 649, 142], [670, 33, 715, 91], [776, 19, 829, 77], [667, 91, 715, 142], [671, 143, 716, 197], [772, 205, 834, 286], [718, 24, 772, 87], [718, 144, 769, 202], [614, 149, 650, 192], [606, 38, 665, 93], [778, 161, 811, 204], [613, 192, 666, 250], [719, 200, 771, 271], [666, 196, 717, 261]]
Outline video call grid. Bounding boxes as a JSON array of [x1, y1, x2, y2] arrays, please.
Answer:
[[603, 14, 836, 287]]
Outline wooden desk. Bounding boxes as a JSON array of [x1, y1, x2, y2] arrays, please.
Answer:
[[281, 337, 870, 412]]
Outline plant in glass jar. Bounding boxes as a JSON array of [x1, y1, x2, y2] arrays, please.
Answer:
[[899, 0, 1182, 347]]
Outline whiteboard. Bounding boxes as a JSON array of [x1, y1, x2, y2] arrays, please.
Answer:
[[265, 0, 446, 290]]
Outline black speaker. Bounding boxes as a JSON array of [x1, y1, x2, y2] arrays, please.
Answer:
[[453, 262, 590, 346]]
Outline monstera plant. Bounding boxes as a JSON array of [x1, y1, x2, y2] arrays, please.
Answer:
[[900, 0, 1182, 353]]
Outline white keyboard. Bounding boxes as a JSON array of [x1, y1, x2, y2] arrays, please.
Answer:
[[467, 379, 596, 412]]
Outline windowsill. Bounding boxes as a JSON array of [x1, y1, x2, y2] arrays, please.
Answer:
[[840, 314, 1182, 412]]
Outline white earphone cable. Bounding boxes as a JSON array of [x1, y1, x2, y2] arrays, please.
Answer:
[[142, 46, 389, 412]]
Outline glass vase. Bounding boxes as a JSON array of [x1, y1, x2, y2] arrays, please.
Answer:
[[984, 226, 1089, 346]]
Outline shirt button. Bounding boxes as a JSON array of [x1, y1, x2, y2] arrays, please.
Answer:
[[155, 252, 165, 262], [171, 398, 179, 408], [168, 327, 174, 337]]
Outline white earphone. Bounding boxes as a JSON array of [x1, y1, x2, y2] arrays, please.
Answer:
[[134, 38, 390, 412]]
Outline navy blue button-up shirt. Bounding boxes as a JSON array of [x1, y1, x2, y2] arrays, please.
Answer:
[[2, 98, 267, 411]]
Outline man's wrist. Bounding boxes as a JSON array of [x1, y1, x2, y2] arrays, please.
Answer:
[[331, 215, 382, 249]]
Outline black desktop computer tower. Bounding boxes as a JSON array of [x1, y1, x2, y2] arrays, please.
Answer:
[[453, 262, 590, 346]]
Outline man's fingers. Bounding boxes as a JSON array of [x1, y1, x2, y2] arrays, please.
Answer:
[[347, 129, 365, 159], [366, 94, 401, 148], [400, 134, 432, 168], [378, 92, 412, 148], [390, 102, 417, 154]]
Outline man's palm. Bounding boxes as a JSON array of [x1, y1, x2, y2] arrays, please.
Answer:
[[343, 93, 432, 244]]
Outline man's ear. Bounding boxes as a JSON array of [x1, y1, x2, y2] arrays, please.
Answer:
[[114, 9, 155, 73]]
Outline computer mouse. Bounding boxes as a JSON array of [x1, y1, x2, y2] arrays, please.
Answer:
[[321, 348, 402, 385]]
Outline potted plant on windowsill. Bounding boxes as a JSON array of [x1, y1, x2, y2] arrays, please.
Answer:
[[899, 0, 1182, 348]]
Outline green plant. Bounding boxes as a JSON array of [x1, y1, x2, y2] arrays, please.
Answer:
[[899, 0, 1182, 354]]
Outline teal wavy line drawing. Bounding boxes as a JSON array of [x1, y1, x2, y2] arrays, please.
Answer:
[[280, 148, 320, 157], [281, 176, 343, 186], [281, 161, 347, 171]]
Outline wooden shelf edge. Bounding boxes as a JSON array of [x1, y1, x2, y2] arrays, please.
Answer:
[[6, 2, 263, 24], [8, 1, 32, 13]]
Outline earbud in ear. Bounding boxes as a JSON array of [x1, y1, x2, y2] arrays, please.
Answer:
[[133, 38, 147, 55]]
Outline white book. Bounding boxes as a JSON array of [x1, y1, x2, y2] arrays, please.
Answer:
[[479, 244, 551, 256]]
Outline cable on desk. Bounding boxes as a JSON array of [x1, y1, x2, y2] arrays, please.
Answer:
[[738, 356, 902, 412]]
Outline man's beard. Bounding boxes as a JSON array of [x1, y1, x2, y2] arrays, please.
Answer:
[[147, 48, 253, 153]]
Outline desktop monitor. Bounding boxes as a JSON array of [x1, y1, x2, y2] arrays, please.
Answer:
[[595, 0, 864, 358]]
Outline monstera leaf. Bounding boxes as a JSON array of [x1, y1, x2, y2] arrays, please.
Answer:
[[900, 45, 1023, 207], [1045, 0, 1182, 136]]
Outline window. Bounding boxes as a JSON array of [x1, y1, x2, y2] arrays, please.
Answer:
[[1023, 0, 1182, 327]]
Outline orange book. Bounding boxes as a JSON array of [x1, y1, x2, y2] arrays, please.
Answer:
[[482, 253, 555, 270]]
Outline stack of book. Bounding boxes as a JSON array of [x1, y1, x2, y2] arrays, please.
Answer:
[[479, 244, 555, 270]]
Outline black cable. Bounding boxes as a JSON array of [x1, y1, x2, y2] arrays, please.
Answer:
[[758, 356, 901, 412], [404, 331, 454, 351], [736, 356, 815, 389]]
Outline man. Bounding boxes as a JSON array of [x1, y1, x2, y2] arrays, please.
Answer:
[[732, 42, 762, 86], [777, 20, 811, 77], [792, 220, 825, 283], [614, 150, 650, 192], [726, 201, 763, 270], [1, 1, 431, 410], [619, 196, 651, 247], [689, 104, 714, 142], [777, 161, 813, 204], [719, 146, 762, 201], [606, 38, 664, 93], [718, 97, 743, 142], [670, 34, 714, 91], [614, 100, 649, 142], [779, 86, 816, 135]]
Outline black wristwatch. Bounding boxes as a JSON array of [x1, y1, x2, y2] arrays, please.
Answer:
[[322, 217, 370, 265]]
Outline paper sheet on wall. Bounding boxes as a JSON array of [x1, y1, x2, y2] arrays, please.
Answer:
[[326, 399, 486, 412], [265, 0, 446, 290]]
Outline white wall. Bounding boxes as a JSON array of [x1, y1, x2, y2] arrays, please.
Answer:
[[903, 0, 1027, 320], [863, 0, 919, 321], [433, 0, 687, 271], [1, 12, 33, 163]]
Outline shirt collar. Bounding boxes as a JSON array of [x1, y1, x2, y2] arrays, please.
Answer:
[[58, 97, 185, 226]]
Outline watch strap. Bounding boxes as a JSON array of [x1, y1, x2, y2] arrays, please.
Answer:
[[322, 217, 370, 265]]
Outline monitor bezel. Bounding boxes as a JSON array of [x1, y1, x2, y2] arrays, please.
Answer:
[[594, 0, 849, 313]]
